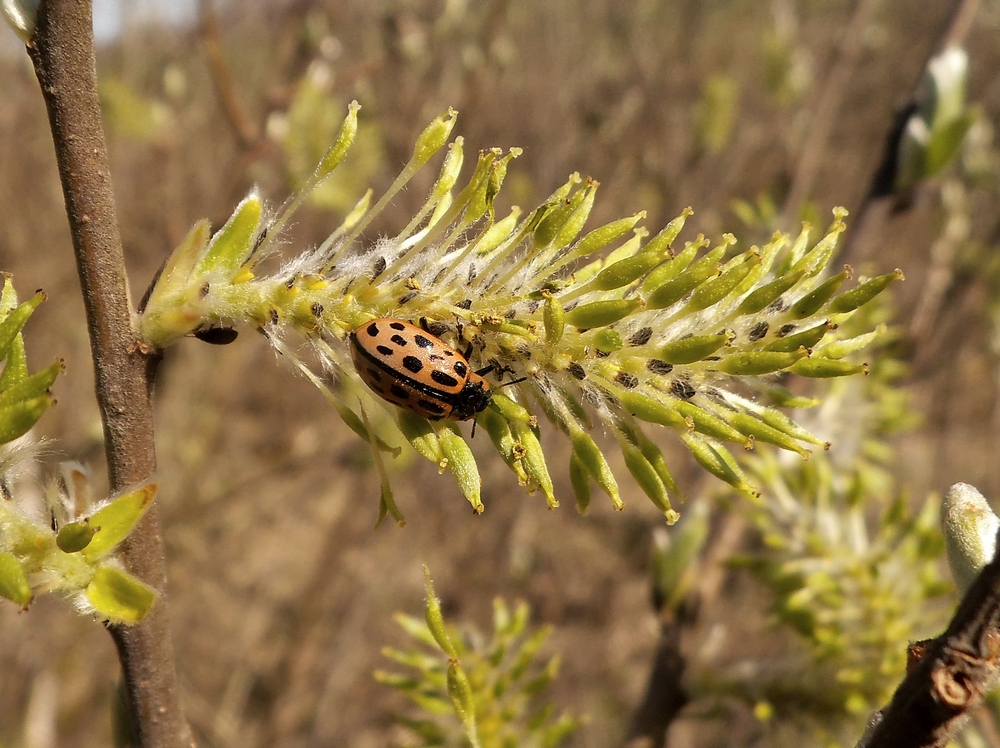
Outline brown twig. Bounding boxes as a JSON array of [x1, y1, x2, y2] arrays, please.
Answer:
[[779, 0, 881, 229], [26, 2, 190, 747], [200, 0, 261, 152], [859, 530, 1000, 748]]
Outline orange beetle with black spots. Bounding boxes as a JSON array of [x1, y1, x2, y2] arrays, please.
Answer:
[[349, 318, 495, 421]]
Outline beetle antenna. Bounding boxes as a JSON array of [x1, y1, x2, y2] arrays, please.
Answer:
[[496, 377, 527, 389]]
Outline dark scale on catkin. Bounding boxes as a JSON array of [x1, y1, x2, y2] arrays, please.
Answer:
[[748, 321, 769, 341], [629, 326, 653, 346], [647, 359, 674, 375], [615, 371, 639, 389], [776, 324, 796, 338], [670, 379, 696, 399], [566, 362, 586, 380]]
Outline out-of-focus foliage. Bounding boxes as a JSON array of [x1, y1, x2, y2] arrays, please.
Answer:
[[375, 568, 581, 748], [700, 297, 951, 742]]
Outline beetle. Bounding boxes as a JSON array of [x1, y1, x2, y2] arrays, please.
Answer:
[[349, 318, 499, 421]]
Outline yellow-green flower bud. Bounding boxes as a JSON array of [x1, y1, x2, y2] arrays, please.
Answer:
[[317, 100, 360, 178], [447, 661, 479, 744], [569, 211, 643, 263], [680, 433, 758, 498], [726, 411, 810, 457], [570, 428, 623, 509], [569, 453, 591, 513], [812, 327, 884, 359], [549, 181, 599, 251], [413, 107, 457, 166], [764, 323, 831, 353], [566, 298, 642, 329], [510, 420, 557, 508], [439, 426, 483, 514], [672, 399, 752, 448], [828, 269, 904, 313], [591, 246, 669, 291], [645, 244, 725, 309], [641, 237, 704, 294], [658, 332, 729, 364], [641, 207, 693, 257], [489, 393, 533, 424], [543, 291, 565, 344], [423, 567, 458, 657], [475, 207, 520, 257], [789, 213, 846, 278], [397, 410, 445, 464], [789, 269, 848, 319], [477, 407, 528, 484], [0, 552, 30, 608], [533, 179, 588, 248], [736, 268, 806, 315], [592, 329, 623, 353], [621, 439, 675, 519], [715, 348, 808, 376], [619, 390, 688, 430], [790, 357, 867, 378], [56, 520, 96, 553], [686, 254, 758, 311]]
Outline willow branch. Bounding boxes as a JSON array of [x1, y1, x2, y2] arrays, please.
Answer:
[[26, 1, 190, 746]]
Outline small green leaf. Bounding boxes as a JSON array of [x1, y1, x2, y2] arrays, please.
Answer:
[[0, 360, 62, 408], [82, 483, 158, 561], [316, 100, 360, 178], [85, 567, 157, 624], [0, 292, 45, 361], [0, 551, 31, 607], [0, 395, 51, 444], [195, 194, 263, 278]]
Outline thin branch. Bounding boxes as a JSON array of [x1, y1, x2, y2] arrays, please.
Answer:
[[199, 0, 261, 152], [779, 0, 881, 228], [26, 2, 190, 747], [859, 532, 1000, 748]]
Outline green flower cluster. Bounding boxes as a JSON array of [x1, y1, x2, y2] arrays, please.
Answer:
[[138, 104, 898, 524], [375, 568, 581, 747], [0, 276, 157, 623], [715, 307, 950, 734]]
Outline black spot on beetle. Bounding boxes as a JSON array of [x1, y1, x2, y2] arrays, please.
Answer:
[[366, 368, 383, 382], [454, 361, 468, 377], [390, 321, 406, 331], [431, 370, 460, 387], [615, 372, 639, 389], [402, 356, 423, 373], [390, 334, 408, 347], [419, 399, 447, 414], [414, 334, 434, 348], [748, 321, 769, 341], [366, 322, 380, 337], [390, 384, 410, 399], [376, 344, 393, 356], [629, 327, 653, 346], [670, 379, 696, 399]]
